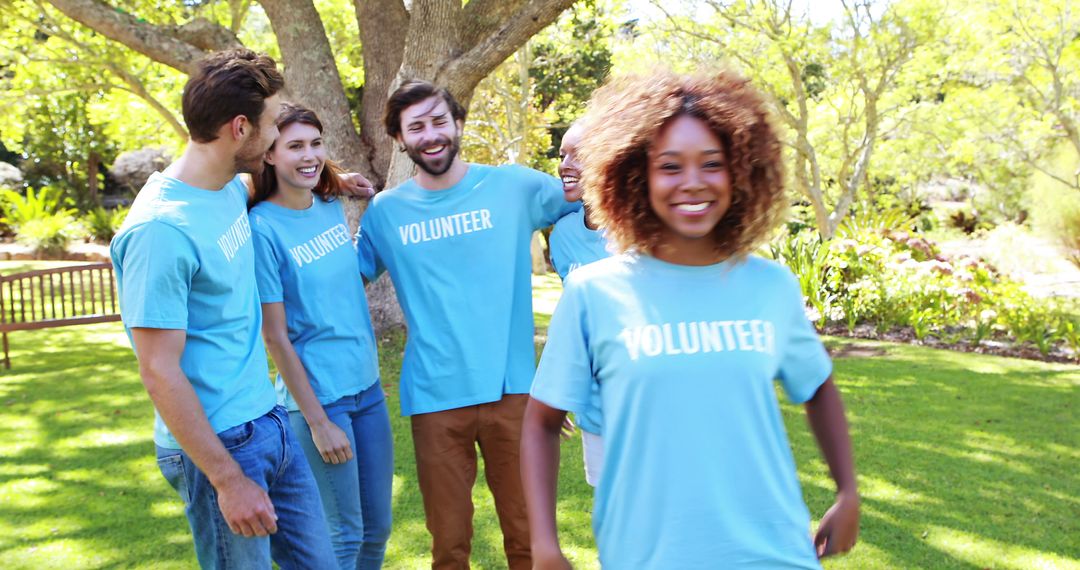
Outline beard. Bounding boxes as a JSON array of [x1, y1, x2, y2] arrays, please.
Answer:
[[405, 133, 462, 176], [234, 126, 270, 175]]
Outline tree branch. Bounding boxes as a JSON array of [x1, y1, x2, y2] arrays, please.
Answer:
[[354, 0, 409, 185], [42, 0, 237, 74], [440, 0, 576, 99], [460, 0, 531, 49]]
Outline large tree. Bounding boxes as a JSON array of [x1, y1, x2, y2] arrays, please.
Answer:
[[28, 0, 577, 327], [39, 0, 576, 186], [650, 0, 940, 238]]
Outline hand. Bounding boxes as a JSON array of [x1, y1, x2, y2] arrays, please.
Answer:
[[340, 172, 375, 199], [559, 416, 576, 441], [814, 491, 860, 558], [216, 474, 278, 537], [311, 420, 354, 464], [532, 547, 572, 570]]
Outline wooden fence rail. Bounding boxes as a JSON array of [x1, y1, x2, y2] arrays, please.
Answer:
[[0, 262, 121, 369]]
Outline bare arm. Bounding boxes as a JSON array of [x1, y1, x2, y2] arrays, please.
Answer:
[[130, 327, 278, 537], [520, 397, 572, 570], [804, 377, 860, 558], [260, 303, 353, 464]]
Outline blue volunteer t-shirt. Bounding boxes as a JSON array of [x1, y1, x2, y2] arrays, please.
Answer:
[[549, 208, 612, 282], [250, 197, 379, 411], [357, 163, 579, 416], [548, 208, 612, 434], [111, 173, 276, 449], [532, 254, 832, 569]]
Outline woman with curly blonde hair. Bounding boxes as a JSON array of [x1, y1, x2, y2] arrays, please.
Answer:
[[521, 70, 859, 569]]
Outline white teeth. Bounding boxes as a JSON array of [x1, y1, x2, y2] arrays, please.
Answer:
[[561, 176, 579, 184], [298, 166, 317, 174], [423, 145, 445, 155], [675, 202, 710, 213]]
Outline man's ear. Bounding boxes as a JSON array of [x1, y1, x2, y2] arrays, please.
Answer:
[[230, 115, 250, 141]]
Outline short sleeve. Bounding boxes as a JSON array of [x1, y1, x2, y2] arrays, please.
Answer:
[[251, 225, 284, 304], [531, 277, 595, 414], [115, 221, 197, 330], [356, 206, 385, 281], [524, 166, 581, 229], [776, 270, 832, 404]]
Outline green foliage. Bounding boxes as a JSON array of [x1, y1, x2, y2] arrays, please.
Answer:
[[83, 206, 129, 242], [0, 0, 187, 202], [767, 231, 835, 327], [461, 0, 620, 170], [1028, 146, 1080, 268], [14, 211, 80, 257], [769, 221, 1078, 359], [462, 44, 556, 170], [0, 186, 75, 229], [530, 0, 617, 137]]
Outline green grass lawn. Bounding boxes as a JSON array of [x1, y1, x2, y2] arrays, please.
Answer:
[[0, 264, 1077, 569]]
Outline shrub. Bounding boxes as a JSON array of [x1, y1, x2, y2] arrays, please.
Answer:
[[83, 206, 129, 242], [1051, 206, 1080, 268], [1028, 145, 1080, 268], [768, 230, 835, 327], [0, 186, 76, 228], [769, 218, 1074, 357], [15, 212, 81, 257]]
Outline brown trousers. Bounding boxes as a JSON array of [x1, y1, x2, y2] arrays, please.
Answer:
[[410, 394, 531, 570]]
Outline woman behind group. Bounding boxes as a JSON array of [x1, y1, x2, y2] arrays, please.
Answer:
[[548, 121, 610, 487], [248, 104, 393, 570], [522, 71, 859, 569]]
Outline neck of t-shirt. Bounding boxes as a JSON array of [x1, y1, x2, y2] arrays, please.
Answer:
[[268, 186, 315, 211], [414, 158, 469, 191], [164, 144, 239, 191]]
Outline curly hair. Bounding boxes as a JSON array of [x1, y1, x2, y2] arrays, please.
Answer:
[[577, 70, 785, 262]]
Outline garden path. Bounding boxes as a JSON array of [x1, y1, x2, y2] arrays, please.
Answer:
[[939, 234, 1080, 298], [0, 240, 110, 261]]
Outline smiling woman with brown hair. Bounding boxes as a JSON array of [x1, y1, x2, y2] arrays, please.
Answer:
[[521, 69, 860, 570]]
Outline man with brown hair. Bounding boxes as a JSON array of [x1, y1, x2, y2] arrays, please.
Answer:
[[357, 79, 579, 569], [111, 49, 336, 569]]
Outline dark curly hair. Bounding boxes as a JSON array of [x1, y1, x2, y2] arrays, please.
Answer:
[[577, 70, 785, 262]]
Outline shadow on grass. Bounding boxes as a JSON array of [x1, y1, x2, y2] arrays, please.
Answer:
[[0, 324, 196, 569], [3, 320, 1075, 569], [797, 339, 1079, 569]]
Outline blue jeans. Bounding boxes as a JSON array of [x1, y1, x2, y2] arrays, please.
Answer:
[[156, 406, 337, 569], [290, 383, 394, 570]]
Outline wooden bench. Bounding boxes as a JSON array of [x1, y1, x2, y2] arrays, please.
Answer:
[[0, 262, 121, 369]]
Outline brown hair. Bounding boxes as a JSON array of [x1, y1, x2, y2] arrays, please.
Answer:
[[248, 104, 345, 208], [182, 49, 285, 143], [384, 79, 467, 139], [578, 70, 785, 261]]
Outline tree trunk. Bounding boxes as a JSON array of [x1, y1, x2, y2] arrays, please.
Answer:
[[87, 152, 100, 207], [41, 0, 577, 332], [259, 0, 370, 175]]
